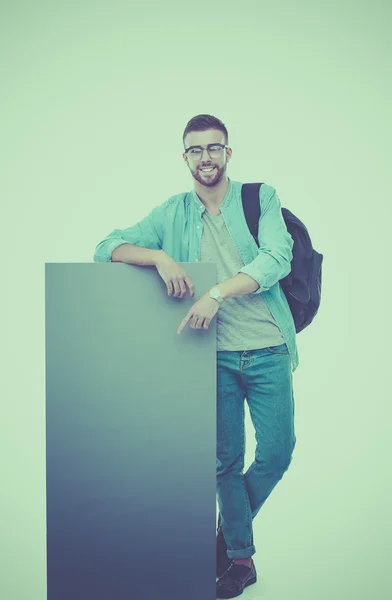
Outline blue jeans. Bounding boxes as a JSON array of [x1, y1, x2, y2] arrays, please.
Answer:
[[216, 343, 296, 559]]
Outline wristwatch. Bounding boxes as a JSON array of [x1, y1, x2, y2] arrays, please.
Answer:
[[209, 286, 225, 305]]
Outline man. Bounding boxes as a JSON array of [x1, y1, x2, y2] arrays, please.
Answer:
[[94, 114, 298, 598]]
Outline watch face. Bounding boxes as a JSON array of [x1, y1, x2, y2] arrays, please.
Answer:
[[211, 288, 222, 302]]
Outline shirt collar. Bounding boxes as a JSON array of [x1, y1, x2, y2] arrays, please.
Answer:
[[191, 178, 233, 213]]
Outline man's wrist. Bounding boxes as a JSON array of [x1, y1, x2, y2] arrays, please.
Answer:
[[154, 250, 169, 266], [216, 274, 260, 300]]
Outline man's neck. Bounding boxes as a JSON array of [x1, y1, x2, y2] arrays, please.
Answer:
[[194, 177, 230, 212]]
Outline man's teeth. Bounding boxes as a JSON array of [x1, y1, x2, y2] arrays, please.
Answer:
[[201, 167, 215, 171]]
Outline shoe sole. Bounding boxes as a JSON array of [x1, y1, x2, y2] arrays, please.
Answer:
[[216, 574, 257, 598]]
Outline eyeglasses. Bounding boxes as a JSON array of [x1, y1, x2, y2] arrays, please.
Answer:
[[184, 143, 229, 160]]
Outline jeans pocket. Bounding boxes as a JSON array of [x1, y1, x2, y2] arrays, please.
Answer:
[[266, 342, 289, 355]]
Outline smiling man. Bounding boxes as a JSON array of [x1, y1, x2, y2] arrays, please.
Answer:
[[94, 114, 298, 598]]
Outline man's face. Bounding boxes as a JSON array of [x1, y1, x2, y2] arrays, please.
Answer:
[[183, 129, 232, 188]]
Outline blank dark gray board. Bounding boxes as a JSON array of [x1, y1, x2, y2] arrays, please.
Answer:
[[45, 262, 217, 600]]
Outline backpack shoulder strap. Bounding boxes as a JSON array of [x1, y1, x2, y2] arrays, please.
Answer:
[[241, 183, 263, 246]]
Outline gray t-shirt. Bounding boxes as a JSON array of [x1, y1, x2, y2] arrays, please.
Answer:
[[200, 209, 285, 351]]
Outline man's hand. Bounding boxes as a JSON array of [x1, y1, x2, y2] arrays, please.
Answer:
[[155, 251, 195, 299], [177, 293, 220, 335]]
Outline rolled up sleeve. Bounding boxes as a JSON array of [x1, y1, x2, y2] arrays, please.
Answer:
[[238, 188, 293, 294], [93, 202, 167, 262]]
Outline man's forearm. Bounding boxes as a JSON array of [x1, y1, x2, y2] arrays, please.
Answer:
[[111, 247, 259, 298], [111, 243, 163, 266], [217, 273, 260, 300]]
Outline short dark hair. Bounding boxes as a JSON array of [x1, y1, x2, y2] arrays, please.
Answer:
[[183, 114, 228, 148]]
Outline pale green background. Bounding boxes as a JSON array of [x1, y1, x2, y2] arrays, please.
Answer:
[[1, 1, 391, 598]]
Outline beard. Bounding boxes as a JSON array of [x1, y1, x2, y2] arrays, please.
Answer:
[[191, 161, 227, 187]]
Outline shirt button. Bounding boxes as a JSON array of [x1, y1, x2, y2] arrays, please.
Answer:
[[195, 259, 199, 262], [197, 226, 200, 229]]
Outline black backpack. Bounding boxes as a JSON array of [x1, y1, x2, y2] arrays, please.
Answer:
[[241, 183, 323, 333]]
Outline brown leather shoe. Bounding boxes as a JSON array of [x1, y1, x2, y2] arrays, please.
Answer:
[[216, 559, 257, 598]]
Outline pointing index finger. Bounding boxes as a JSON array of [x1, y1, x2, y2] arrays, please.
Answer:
[[177, 312, 191, 335]]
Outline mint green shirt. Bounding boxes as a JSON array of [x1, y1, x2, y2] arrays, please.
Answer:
[[94, 180, 299, 371]]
